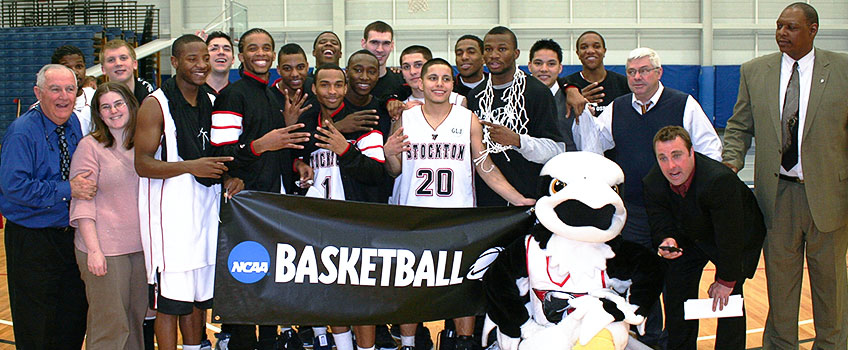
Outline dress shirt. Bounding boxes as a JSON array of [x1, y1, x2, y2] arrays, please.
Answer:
[[779, 50, 814, 178], [573, 83, 723, 161], [0, 106, 82, 228]]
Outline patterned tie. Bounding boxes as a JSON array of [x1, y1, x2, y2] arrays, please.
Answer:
[[781, 62, 800, 170], [55, 125, 70, 181]]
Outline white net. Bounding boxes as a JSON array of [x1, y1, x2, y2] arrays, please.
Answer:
[[408, 0, 429, 13], [475, 70, 530, 168]]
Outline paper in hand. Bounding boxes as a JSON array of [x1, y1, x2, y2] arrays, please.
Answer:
[[683, 295, 744, 320]]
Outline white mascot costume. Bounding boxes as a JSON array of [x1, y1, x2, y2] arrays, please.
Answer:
[[479, 152, 665, 350]]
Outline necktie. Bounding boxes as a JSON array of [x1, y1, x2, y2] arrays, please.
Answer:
[[781, 62, 800, 170], [640, 101, 652, 115], [55, 125, 70, 180]]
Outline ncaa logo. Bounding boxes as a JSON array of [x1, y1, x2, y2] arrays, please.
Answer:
[[228, 241, 270, 284]]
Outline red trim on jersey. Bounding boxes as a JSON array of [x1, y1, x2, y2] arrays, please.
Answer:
[[355, 130, 383, 143], [211, 140, 238, 146], [360, 145, 383, 152], [250, 140, 261, 156], [318, 102, 346, 127], [147, 178, 154, 279], [368, 157, 386, 163], [338, 142, 351, 156], [601, 270, 606, 288], [243, 70, 269, 85], [158, 179, 166, 272], [213, 111, 243, 118], [211, 125, 242, 129]]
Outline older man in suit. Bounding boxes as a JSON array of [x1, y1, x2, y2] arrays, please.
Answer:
[[645, 126, 765, 350], [722, 3, 848, 349]]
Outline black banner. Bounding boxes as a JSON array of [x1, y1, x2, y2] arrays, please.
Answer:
[[213, 191, 533, 325]]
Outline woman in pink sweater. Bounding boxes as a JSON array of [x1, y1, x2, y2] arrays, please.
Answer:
[[70, 82, 146, 350]]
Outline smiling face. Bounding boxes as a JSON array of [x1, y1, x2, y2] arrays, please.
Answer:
[[362, 31, 394, 67], [313, 32, 342, 66], [312, 68, 346, 111], [238, 32, 275, 77], [775, 6, 817, 61], [483, 33, 518, 78], [97, 91, 130, 130], [454, 38, 484, 79], [347, 53, 379, 98], [101, 46, 137, 85], [35, 67, 77, 125], [58, 54, 86, 90], [420, 63, 454, 104], [172, 41, 210, 87], [655, 136, 695, 186], [208, 37, 234, 74], [528, 48, 562, 88], [277, 53, 309, 91], [576, 33, 606, 71]]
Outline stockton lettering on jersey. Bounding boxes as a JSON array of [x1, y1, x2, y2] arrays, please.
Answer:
[[274, 243, 465, 287], [406, 143, 466, 161], [310, 149, 337, 169]]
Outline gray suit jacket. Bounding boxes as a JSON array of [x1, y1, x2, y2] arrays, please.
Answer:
[[723, 48, 848, 232]]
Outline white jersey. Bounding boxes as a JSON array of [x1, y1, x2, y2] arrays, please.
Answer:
[[139, 89, 221, 284], [305, 127, 385, 200], [405, 92, 465, 107], [391, 104, 474, 207]]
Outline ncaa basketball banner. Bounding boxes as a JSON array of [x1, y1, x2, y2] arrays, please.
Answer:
[[213, 191, 534, 325]]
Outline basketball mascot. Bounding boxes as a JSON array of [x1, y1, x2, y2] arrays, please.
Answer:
[[478, 152, 665, 350]]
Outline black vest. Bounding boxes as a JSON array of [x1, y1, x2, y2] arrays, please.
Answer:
[[611, 88, 687, 206]]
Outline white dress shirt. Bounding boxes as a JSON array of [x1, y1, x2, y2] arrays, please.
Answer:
[[779, 50, 814, 179], [572, 82, 723, 161]]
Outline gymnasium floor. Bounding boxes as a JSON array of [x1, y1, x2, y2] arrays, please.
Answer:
[[0, 140, 831, 349]]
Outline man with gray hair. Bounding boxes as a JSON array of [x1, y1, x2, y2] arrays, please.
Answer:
[[573, 47, 722, 347], [0, 64, 96, 348]]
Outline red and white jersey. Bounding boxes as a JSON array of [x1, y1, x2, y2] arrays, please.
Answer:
[[390, 105, 475, 207], [305, 128, 385, 200]]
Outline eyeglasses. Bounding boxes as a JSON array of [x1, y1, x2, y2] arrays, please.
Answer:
[[626, 67, 658, 77], [99, 100, 127, 112]]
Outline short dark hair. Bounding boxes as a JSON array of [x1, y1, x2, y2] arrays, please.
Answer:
[[238, 28, 275, 54], [653, 126, 693, 152], [576, 31, 606, 50], [400, 45, 432, 65], [530, 39, 563, 63], [51, 45, 85, 64], [485, 26, 518, 49], [90, 82, 139, 149], [363, 21, 393, 40], [455, 34, 483, 51], [313, 63, 346, 81], [172, 34, 205, 57], [278, 43, 307, 62], [206, 31, 233, 47], [786, 2, 818, 26], [347, 49, 378, 67], [421, 58, 453, 77], [313, 31, 340, 49]]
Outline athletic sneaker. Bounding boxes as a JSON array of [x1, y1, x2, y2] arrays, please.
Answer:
[[215, 332, 231, 350], [375, 324, 398, 350], [416, 324, 434, 350], [313, 332, 334, 350], [277, 328, 305, 350], [201, 338, 213, 350], [400, 346, 415, 350], [298, 327, 314, 349], [438, 329, 457, 350]]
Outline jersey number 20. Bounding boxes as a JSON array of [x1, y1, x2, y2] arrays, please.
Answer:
[[416, 168, 453, 196]]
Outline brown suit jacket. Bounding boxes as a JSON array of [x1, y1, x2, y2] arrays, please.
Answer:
[[723, 48, 848, 232]]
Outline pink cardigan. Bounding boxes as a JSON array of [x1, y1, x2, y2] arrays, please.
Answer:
[[69, 134, 142, 256]]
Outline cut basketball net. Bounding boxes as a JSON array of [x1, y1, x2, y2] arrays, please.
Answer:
[[475, 69, 529, 169], [408, 0, 429, 13]]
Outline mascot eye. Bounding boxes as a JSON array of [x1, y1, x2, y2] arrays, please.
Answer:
[[549, 179, 566, 194], [611, 185, 620, 194]]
